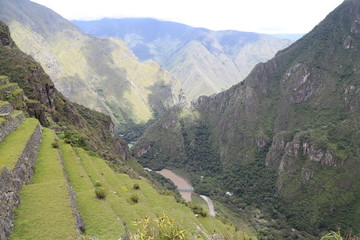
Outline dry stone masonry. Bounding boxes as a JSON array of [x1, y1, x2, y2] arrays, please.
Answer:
[[0, 123, 42, 239]]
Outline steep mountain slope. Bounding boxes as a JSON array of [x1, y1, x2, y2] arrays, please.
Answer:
[[133, 0, 360, 238], [0, 21, 128, 161], [74, 18, 292, 100], [0, 21, 255, 240], [0, 0, 181, 141]]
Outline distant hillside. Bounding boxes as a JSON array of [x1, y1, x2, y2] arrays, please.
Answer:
[[133, 0, 360, 238], [73, 18, 292, 101], [0, 0, 181, 141], [271, 33, 304, 40]]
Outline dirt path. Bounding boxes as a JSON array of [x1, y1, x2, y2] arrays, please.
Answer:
[[157, 169, 193, 201], [157, 169, 216, 217], [200, 195, 215, 217]]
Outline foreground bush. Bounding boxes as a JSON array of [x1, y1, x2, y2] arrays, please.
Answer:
[[95, 187, 106, 199], [130, 214, 187, 240], [130, 194, 139, 203]]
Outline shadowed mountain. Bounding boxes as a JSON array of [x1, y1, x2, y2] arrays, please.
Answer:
[[133, 0, 360, 238], [73, 18, 292, 100]]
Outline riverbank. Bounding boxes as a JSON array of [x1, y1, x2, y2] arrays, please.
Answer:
[[157, 169, 215, 217]]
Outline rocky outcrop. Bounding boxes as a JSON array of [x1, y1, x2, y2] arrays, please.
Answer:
[[266, 131, 337, 179], [0, 123, 42, 239], [0, 22, 15, 48]]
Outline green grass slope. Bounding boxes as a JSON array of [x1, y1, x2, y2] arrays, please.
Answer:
[[60, 142, 126, 240], [0, 118, 38, 171], [10, 128, 78, 240], [60, 141, 254, 239]]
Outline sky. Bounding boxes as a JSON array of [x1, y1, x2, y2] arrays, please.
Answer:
[[30, 0, 344, 34]]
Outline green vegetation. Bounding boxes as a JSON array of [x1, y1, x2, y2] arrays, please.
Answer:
[[134, 0, 360, 238], [59, 142, 255, 239], [10, 128, 78, 240], [95, 187, 107, 199], [130, 214, 187, 240], [60, 141, 126, 239], [0, 118, 38, 170], [130, 193, 139, 203]]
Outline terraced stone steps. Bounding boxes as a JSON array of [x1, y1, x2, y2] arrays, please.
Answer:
[[0, 118, 40, 171], [0, 77, 25, 110], [60, 142, 126, 240], [0, 101, 13, 115], [0, 101, 25, 143], [10, 128, 79, 240], [0, 118, 42, 239], [0, 76, 9, 86], [0, 83, 19, 99], [61, 145, 249, 239]]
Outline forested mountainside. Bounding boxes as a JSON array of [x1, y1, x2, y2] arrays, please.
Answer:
[[0, 20, 257, 240], [74, 18, 292, 101], [0, 0, 182, 142], [133, 0, 360, 238]]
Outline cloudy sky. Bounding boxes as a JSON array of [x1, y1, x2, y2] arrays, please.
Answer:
[[31, 0, 343, 34]]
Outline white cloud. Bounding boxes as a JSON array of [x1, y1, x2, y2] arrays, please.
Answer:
[[31, 0, 343, 33]]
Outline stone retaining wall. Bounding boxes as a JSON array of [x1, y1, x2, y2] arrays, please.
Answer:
[[0, 84, 19, 100], [0, 113, 24, 143], [0, 102, 12, 115], [0, 123, 42, 239], [0, 77, 9, 86], [58, 150, 85, 234]]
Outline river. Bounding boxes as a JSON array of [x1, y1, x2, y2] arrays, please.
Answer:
[[157, 169, 215, 217]]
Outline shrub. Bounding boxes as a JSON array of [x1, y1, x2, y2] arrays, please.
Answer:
[[130, 194, 139, 203], [51, 140, 59, 148], [95, 180, 102, 187], [133, 183, 140, 190], [131, 214, 187, 240], [95, 187, 106, 199], [200, 210, 208, 217]]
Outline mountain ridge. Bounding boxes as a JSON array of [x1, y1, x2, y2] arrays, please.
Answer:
[[73, 17, 292, 101]]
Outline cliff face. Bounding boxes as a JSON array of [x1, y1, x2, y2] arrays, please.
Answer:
[[133, 0, 360, 237], [0, 21, 130, 161]]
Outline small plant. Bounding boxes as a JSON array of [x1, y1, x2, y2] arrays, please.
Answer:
[[95, 180, 102, 187], [133, 183, 140, 190], [51, 140, 59, 148], [200, 210, 208, 217], [130, 194, 139, 203], [95, 187, 106, 199], [130, 214, 187, 240], [320, 231, 343, 240]]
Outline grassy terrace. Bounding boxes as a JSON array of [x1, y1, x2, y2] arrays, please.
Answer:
[[59, 142, 254, 239], [77, 149, 252, 239], [75, 149, 141, 230], [0, 82, 17, 90], [60, 142, 125, 240], [10, 128, 78, 240], [0, 118, 38, 171]]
